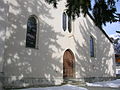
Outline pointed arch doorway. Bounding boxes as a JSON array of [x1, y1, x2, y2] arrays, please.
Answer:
[[63, 49, 75, 79]]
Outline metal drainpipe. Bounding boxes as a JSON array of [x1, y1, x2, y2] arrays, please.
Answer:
[[2, 0, 9, 76]]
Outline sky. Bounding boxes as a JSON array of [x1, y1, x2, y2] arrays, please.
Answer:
[[103, 1, 120, 36]]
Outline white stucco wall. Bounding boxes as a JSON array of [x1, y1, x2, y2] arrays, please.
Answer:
[[1, 0, 116, 88], [3, 0, 67, 87], [74, 14, 116, 78]]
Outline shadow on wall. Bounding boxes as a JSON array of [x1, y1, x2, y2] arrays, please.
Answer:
[[0, 0, 64, 88], [85, 16, 115, 77], [0, 0, 9, 89], [0, 0, 9, 72], [74, 15, 115, 80]]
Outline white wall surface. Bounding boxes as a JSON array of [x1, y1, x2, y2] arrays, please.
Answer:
[[74, 14, 116, 78]]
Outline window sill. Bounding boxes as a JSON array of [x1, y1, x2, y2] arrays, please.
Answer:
[[25, 46, 39, 50]]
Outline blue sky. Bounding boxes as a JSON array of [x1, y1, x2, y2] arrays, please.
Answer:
[[103, 1, 120, 36]]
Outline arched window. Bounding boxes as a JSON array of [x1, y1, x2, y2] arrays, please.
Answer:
[[90, 36, 95, 57], [26, 15, 38, 48], [62, 12, 72, 33], [68, 16, 72, 33], [62, 12, 67, 31]]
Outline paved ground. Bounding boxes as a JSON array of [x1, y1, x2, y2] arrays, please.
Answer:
[[1, 85, 120, 90], [85, 86, 120, 90], [1, 87, 120, 90]]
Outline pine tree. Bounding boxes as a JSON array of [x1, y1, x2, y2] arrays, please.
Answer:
[[45, 0, 120, 28]]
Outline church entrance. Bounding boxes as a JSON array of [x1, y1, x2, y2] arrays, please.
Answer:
[[63, 49, 75, 79]]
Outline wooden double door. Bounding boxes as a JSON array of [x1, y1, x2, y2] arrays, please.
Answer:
[[63, 49, 75, 78]]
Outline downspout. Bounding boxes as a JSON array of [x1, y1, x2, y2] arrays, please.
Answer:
[[1, 0, 9, 79]]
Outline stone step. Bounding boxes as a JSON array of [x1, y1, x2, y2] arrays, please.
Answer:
[[62, 78, 86, 86]]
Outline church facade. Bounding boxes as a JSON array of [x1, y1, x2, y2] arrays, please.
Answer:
[[0, 0, 116, 88]]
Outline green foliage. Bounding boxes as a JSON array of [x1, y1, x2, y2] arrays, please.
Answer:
[[93, 0, 117, 27], [45, 0, 119, 27], [45, 0, 60, 8], [66, 0, 91, 19]]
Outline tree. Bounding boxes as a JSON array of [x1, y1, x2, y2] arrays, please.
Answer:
[[110, 34, 120, 54], [45, 0, 120, 28]]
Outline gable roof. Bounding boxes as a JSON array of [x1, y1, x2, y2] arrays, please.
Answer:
[[87, 12, 113, 43]]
